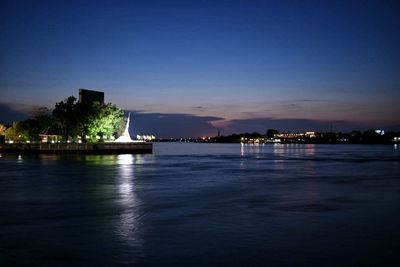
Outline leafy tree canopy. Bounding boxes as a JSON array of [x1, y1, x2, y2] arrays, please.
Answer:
[[84, 102, 125, 142]]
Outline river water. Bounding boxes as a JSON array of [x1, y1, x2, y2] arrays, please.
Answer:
[[1, 143, 400, 266]]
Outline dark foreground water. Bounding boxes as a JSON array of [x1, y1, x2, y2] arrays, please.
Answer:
[[1, 143, 400, 266]]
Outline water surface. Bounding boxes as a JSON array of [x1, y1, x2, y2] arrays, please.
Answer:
[[1, 143, 400, 266]]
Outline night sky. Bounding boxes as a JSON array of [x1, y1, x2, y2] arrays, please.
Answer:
[[1, 0, 399, 137]]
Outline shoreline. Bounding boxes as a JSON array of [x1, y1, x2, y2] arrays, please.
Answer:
[[0, 142, 153, 154]]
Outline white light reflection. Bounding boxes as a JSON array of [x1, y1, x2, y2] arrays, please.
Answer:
[[273, 143, 315, 158], [303, 144, 316, 176], [272, 143, 285, 170], [272, 144, 319, 201], [240, 143, 261, 156], [117, 154, 134, 175], [115, 154, 143, 249], [272, 143, 316, 174], [305, 144, 315, 157]]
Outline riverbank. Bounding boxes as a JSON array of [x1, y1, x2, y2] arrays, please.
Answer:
[[0, 142, 152, 154]]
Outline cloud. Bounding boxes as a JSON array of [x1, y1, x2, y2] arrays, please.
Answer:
[[288, 103, 301, 109], [0, 102, 31, 124], [126, 111, 400, 138], [126, 111, 222, 138], [2, 101, 398, 139], [294, 99, 327, 102]]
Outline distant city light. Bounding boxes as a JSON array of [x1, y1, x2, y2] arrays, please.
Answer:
[[136, 135, 156, 141]]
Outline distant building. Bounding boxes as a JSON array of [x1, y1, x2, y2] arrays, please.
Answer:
[[274, 132, 305, 139], [79, 89, 104, 105], [305, 131, 316, 138], [272, 131, 319, 143]]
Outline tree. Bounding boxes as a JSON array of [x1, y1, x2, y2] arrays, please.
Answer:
[[3, 94, 126, 143], [0, 123, 6, 135], [7, 107, 55, 141], [51, 96, 125, 142], [4, 122, 28, 142], [5, 123, 17, 141], [32, 107, 52, 129], [28, 107, 53, 141], [52, 96, 79, 140], [84, 102, 125, 142]]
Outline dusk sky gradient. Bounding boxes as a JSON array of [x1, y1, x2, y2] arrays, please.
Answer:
[[1, 0, 399, 137]]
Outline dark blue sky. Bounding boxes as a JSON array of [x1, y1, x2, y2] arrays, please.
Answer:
[[1, 0, 399, 137]]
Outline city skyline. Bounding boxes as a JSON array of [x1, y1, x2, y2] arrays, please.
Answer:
[[1, 0, 400, 137]]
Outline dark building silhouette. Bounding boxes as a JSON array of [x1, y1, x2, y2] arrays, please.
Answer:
[[79, 89, 104, 105]]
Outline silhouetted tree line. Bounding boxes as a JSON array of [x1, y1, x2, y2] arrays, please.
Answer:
[[209, 129, 399, 144]]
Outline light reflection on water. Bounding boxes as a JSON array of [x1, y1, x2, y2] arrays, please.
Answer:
[[272, 143, 315, 157], [116, 154, 135, 204], [115, 154, 143, 251]]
